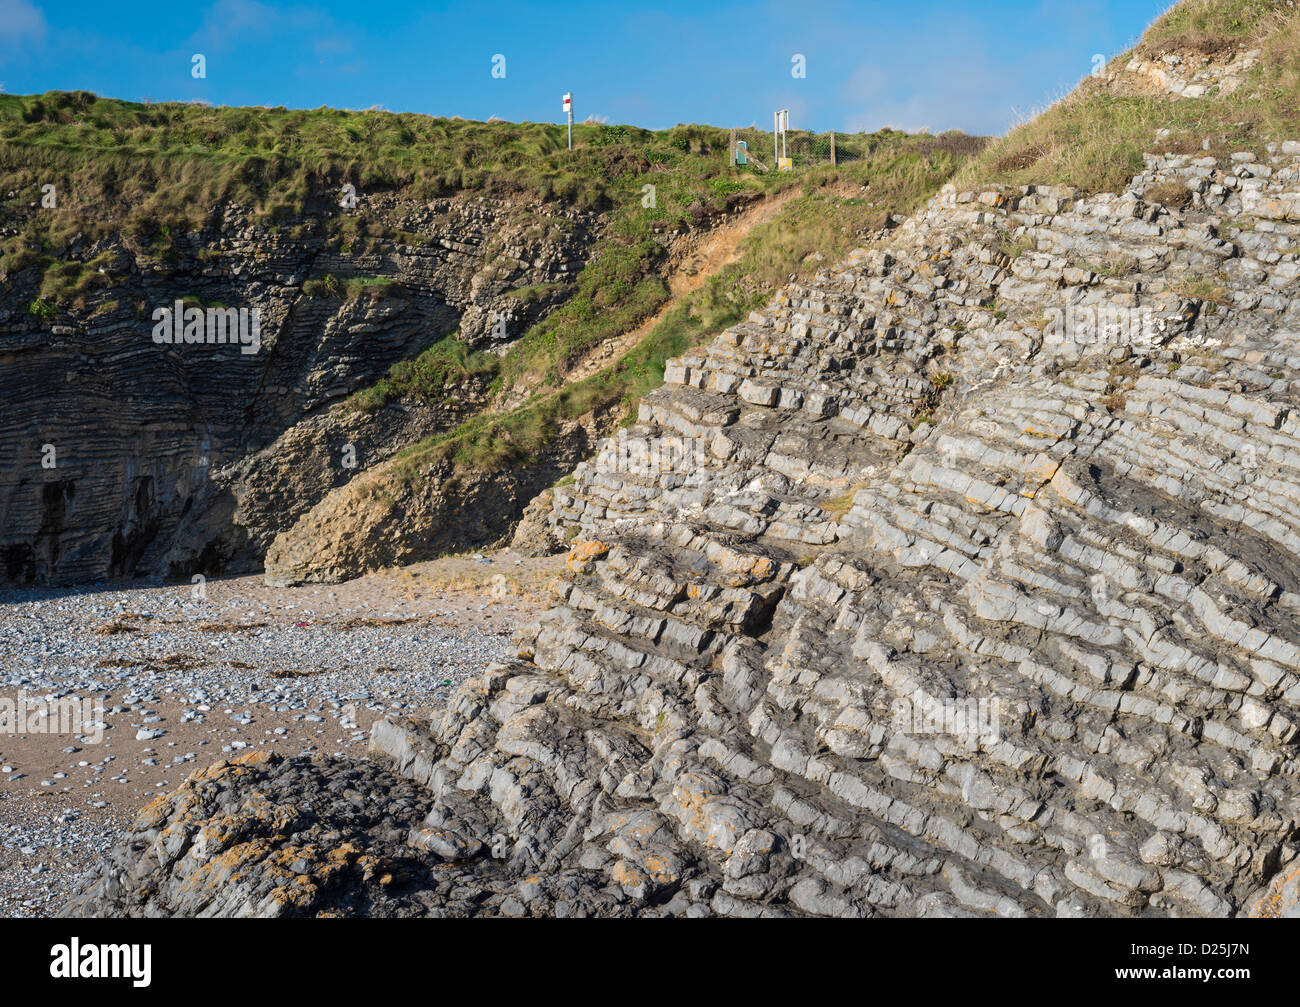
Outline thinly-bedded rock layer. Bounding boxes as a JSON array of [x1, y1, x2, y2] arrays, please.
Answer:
[[70, 145, 1300, 917], [0, 193, 596, 586]]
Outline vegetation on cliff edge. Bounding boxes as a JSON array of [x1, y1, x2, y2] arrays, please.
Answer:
[[967, 0, 1300, 195]]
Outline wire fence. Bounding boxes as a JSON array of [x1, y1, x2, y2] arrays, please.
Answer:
[[661, 124, 984, 174], [729, 127, 868, 170]]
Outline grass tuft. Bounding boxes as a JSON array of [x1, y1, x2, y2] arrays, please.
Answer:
[[963, 1, 1300, 195]]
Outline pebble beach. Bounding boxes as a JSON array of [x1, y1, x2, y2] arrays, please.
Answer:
[[0, 550, 560, 916]]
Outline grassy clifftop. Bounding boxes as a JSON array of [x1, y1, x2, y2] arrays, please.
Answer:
[[968, 0, 1300, 195], [1, 91, 980, 326], [368, 131, 984, 477], [1, 91, 971, 262], [0, 88, 985, 488]]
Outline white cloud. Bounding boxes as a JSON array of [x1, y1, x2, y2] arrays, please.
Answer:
[[190, 0, 351, 56], [839, 19, 1044, 136], [196, 0, 278, 40], [0, 0, 47, 47]]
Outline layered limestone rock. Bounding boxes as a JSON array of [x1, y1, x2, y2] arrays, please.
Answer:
[[257, 188, 790, 588], [1114, 46, 1260, 99], [260, 426, 596, 588], [0, 193, 596, 585], [71, 143, 1300, 916]]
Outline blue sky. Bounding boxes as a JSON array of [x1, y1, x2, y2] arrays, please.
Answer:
[[2, 0, 1176, 136]]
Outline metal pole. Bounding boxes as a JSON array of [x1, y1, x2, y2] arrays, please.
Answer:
[[774, 111, 778, 169], [730, 127, 736, 167]]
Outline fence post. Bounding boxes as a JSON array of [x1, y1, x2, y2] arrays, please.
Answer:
[[830, 131, 836, 166], [730, 127, 736, 167]]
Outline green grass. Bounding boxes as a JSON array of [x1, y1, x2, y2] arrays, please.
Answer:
[[0, 91, 981, 342], [34, 251, 119, 307], [385, 295, 709, 476], [488, 132, 983, 396], [0, 93, 731, 290], [26, 297, 56, 319], [1170, 274, 1234, 305], [1138, 0, 1291, 54], [302, 274, 406, 300], [0, 90, 628, 217], [503, 280, 575, 303], [383, 137, 981, 480], [348, 334, 499, 413], [964, 0, 1300, 195], [0, 89, 983, 501], [0, 93, 943, 253], [1072, 252, 1141, 278]]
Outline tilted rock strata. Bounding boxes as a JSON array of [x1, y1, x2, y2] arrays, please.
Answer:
[[258, 192, 792, 587], [260, 414, 600, 587], [0, 193, 596, 585], [73, 145, 1300, 916], [63, 750, 442, 918]]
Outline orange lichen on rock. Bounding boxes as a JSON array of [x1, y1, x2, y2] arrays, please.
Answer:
[[610, 859, 649, 890], [640, 853, 679, 885], [134, 787, 200, 831], [566, 540, 610, 573], [269, 879, 319, 909], [1247, 865, 1300, 918], [184, 836, 279, 892], [232, 749, 277, 767]]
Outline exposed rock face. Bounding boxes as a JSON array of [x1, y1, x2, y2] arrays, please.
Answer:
[[61, 751, 442, 918], [260, 424, 597, 587], [1109, 45, 1261, 100], [0, 193, 596, 585], [72, 144, 1300, 917], [257, 189, 796, 587], [508, 488, 568, 556]]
